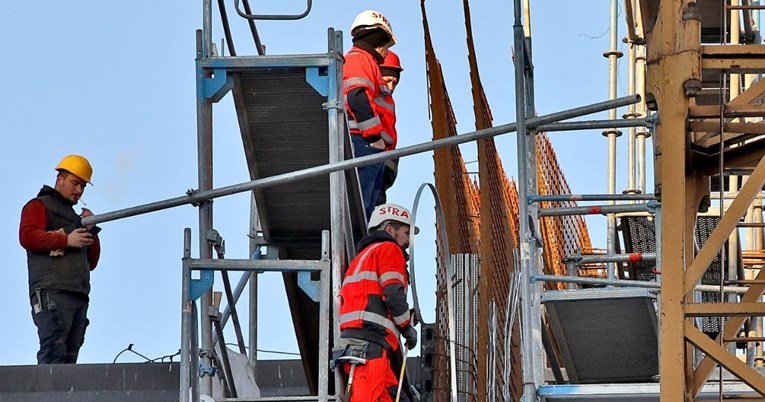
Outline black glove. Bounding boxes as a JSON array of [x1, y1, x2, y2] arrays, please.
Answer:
[[409, 308, 419, 327], [402, 325, 418, 350]]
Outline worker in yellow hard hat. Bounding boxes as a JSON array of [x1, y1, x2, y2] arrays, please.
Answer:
[[19, 154, 102, 364]]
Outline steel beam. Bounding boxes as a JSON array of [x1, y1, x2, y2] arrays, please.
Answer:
[[692, 262, 765, 395], [686, 323, 765, 397], [647, 1, 701, 400], [685, 302, 765, 316], [684, 154, 765, 296]]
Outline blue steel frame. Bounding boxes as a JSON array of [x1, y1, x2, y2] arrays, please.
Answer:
[[180, 11, 344, 400]]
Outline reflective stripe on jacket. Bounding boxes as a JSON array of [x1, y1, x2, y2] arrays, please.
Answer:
[[378, 89, 397, 150], [343, 46, 393, 144], [339, 233, 411, 350]]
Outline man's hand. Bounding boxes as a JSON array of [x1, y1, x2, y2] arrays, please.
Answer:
[[402, 325, 417, 350], [80, 208, 94, 230], [409, 308, 419, 327], [369, 138, 386, 150], [67, 228, 94, 248]]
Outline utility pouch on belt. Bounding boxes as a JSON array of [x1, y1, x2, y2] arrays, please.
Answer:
[[330, 338, 369, 371]]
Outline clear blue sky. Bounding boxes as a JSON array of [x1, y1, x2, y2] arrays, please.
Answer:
[[0, 1, 642, 364]]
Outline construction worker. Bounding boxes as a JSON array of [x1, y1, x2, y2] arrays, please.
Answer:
[[337, 203, 419, 401], [344, 10, 397, 219], [376, 50, 404, 206], [19, 155, 102, 364]]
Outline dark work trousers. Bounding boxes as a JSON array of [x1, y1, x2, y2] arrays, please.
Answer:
[[352, 135, 385, 219], [376, 158, 399, 206], [31, 289, 89, 364]]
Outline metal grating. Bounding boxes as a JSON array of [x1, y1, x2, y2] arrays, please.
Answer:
[[619, 215, 658, 281], [233, 68, 365, 253], [544, 288, 659, 384], [231, 65, 367, 394], [695, 216, 727, 334], [618, 214, 735, 334]]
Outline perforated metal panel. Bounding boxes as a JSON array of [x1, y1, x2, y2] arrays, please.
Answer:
[[232, 66, 367, 393], [619, 215, 657, 282], [544, 289, 659, 384], [619, 214, 731, 334]]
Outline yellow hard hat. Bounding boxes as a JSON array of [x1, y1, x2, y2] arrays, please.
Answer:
[[55, 154, 93, 183]]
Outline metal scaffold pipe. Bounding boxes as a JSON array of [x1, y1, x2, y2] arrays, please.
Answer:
[[537, 202, 654, 217], [81, 94, 640, 227], [537, 117, 651, 132], [604, 0, 622, 283], [566, 252, 657, 265], [528, 193, 656, 203], [534, 275, 749, 294]]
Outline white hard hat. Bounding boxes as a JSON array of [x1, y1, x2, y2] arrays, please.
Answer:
[[350, 10, 397, 46], [368, 203, 419, 234]]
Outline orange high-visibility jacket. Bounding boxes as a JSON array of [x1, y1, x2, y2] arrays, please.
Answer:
[[379, 90, 396, 151], [343, 46, 396, 148], [339, 232, 412, 350]]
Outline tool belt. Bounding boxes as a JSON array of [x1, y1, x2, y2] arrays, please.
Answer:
[[331, 338, 370, 371]]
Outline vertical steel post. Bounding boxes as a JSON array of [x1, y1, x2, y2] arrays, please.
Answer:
[[627, 42, 637, 195], [318, 231, 331, 401], [648, 1, 700, 399], [604, 0, 621, 281], [202, 0, 212, 59], [514, 0, 543, 400], [636, 43, 648, 194], [196, 25, 214, 395], [181, 228, 193, 402], [248, 194, 260, 381], [756, 200, 764, 366], [523, 0, 545, 389], [327, 28, 346, 398]]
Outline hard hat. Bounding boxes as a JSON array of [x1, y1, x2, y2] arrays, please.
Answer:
[[380, 50, 403, 72], [351, 10, 397, 47], [368, 203, 420, 234], [55, 154, 93, 183]]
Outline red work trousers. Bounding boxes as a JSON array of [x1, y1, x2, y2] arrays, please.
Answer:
[[343, 348, 398, 402]]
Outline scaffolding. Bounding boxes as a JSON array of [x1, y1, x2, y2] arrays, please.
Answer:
[[13, 1, 765, 401], [511, 0, 765, 401]]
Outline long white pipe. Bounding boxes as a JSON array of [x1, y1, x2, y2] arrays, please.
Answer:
[[605, 0, 620, 281]]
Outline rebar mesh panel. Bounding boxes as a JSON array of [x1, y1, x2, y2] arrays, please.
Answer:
[[537, 134, 594, 289], [454, 254, 479, 401]]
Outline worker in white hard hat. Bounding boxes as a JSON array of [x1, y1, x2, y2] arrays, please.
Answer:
[[337, 203, 419, 401], [344, 10, 398, 219], [19, 154, 102, 364]]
